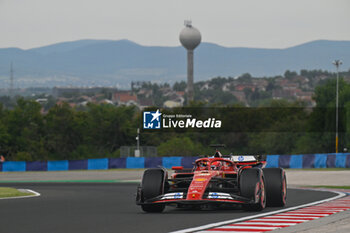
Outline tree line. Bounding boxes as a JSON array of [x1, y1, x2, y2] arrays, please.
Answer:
[[0, 78, 349, 161]]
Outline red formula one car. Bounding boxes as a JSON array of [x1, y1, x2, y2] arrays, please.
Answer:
[[136, 150, 286, 213]]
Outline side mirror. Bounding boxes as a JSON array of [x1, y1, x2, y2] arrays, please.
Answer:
[[172, 166, 184, 171]]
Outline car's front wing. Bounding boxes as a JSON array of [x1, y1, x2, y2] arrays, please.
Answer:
[[136, 191, 257, 206]]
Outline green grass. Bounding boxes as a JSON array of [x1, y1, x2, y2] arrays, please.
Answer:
[[307, 185, 350, 189], [0, 187, 34, 198]]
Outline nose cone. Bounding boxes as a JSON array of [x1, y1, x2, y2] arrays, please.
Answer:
[[179, 26, 201, 50]]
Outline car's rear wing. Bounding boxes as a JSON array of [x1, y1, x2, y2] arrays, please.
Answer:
[[223, 154, 266, 163]]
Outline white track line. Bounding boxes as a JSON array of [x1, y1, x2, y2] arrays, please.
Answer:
[[169, 190, 346, 233], [234, 222, 296, 226], [197, 231, 258, 233], [216, 226, 279, 230], [0, 189, 41, 200], [263, 216, 319, 219]]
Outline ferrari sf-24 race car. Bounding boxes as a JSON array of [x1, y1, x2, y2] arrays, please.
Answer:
[[136, 150, 286, 213]]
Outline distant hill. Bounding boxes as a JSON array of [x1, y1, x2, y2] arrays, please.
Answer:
[[0, 39, 349, 88]]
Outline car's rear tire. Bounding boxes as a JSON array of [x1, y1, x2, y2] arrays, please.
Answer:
[[240, 168, 266, 211], [140, 168, 166, 213], [263, 168, 287, 207]]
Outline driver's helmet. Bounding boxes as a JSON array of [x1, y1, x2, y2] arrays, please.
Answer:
[[198, 161, 208, 170], [211, 161, 222, 170]]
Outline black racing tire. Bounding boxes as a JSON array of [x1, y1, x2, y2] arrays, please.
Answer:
[[239, 168, 266, 211], [263, 168, 287, 207], [141, 168, 166, 213], [141, 204, 165, 213]]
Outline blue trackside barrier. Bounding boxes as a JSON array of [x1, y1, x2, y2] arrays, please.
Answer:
[[2, 161, 26, 172], [347, 155, 350, 168], [302, 154, 315, 168], [26, 161, 47, 171], [181, 156, 199, 168], [278, 155, 290, 168], [69, 159, 88, 170], [126, 157, 145, 169], [265, 155, 279, 168], [289, 155, 303, 169], [336, 154, 347, 168], [162, 157, 182, 168], [145, 157, 162, 168], [48, 160, 69, 171], [314, 154, 328, 168], [327, 154, 337, 168], [88, 158, 108, 170], [1, 153, 350, 172], [108, 158, 126, 169]]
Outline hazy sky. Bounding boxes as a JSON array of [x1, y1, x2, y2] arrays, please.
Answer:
[[0, 0, 349, 49]]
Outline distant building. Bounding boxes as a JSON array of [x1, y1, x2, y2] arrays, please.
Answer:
[[175, 91, 185, 97], [200, 83, 210, 91], [222, 83, 231, 92], [137, 89, 153, 98], [296, 91, 315, 106], [112, 91, 138, 106], [163, 100, 183, 108], [282, 82, 299, 90], [52, 87, 118, 98], [56, 100, 76, 108], [272, 89, 298, 99], [138, 98, 153, 110], [36, 98, 48, 104], [231, 91, 246, 103], [234, 84, 256, 92], [99, 99, 114, 105]]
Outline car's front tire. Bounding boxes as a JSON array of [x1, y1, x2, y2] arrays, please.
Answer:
[[263, 168, 287, 207], [140, 168, 166, 213], [239, 168, 266, 211]]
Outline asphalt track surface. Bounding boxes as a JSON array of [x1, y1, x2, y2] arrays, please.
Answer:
[[0, 183, 337, 233]]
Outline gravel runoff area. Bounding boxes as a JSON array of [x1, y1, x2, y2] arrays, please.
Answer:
[[0, 169, 350, 185]]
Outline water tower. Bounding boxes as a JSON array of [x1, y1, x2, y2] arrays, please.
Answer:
[[179, 20, 201, 104]]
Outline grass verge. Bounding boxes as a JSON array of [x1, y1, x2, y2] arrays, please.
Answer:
[[0, 187, 33, 198]]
